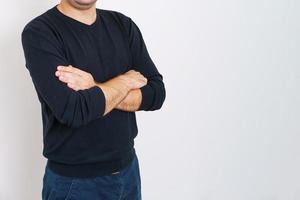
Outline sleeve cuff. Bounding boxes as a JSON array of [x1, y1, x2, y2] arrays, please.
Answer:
[[138, 84, 155, 111], [90, 85, 106, 117]]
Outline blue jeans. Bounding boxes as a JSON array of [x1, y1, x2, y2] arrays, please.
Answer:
[[42, 153, 141, 200]]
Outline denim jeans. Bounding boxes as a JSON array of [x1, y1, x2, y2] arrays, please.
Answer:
[[42, 153, 141, 200]]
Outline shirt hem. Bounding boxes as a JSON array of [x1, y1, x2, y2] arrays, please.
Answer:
[[46, 147, 136, 178]]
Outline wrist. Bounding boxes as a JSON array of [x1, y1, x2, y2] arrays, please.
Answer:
[[96, 78, 130, 96], [116, 74, 132, 91]]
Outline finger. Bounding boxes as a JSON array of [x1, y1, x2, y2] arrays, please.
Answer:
[[67, 82, 79, 91], [57, 65, 87, 77], [55, 70, 69, 83], [55, 70, 81, 79], [56, 71, 81, 84], [58, 74, 71, 84]]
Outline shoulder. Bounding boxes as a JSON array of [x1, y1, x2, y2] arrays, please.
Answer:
[[97, 8, 136, 29], [97, 8, 131, 21], [21, 7, 57, 39], [21, 14, 63, 56], [97, 8, 142, 35], [21, 8, 65, 51]]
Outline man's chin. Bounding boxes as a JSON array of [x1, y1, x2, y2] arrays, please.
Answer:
[[72, 0, 97, 8]]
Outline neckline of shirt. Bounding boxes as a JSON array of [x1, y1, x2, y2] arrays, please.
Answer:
[[52, 4, 99, 29]]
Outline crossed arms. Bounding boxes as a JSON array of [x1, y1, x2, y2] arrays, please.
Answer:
[[55, 64, 147, 115], [21, 17, 166, 128]]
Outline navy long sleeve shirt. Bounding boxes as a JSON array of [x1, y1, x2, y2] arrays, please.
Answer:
[[21, 5, 166, 178]]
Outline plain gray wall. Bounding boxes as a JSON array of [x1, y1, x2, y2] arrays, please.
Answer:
[[0, 0, 299, 199]]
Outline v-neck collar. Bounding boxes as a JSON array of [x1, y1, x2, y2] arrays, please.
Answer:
[[52, 4, 99, 29]]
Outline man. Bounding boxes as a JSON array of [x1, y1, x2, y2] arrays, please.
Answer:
[[21, 0, 166, 199]]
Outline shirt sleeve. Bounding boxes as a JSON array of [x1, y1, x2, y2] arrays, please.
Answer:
[[125, 17, 166, 111], [21, 22, 106, 128]]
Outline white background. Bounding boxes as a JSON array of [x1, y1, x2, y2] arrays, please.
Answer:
[[0, 0, 299, 199]]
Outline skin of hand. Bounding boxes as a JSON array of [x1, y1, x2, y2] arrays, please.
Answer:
[[114, 88, 142, 111], [55, 65, 96, 91], [55, 65, 146, 112]]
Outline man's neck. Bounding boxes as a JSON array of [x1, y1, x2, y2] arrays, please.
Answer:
[[57, 1, 97, 26]]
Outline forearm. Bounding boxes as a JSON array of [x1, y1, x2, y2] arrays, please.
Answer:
[[96, 75, 131, 116], [115, 88, 142, 112]]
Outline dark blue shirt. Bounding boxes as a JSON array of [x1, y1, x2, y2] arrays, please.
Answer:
[[21, 5, 166, 178]]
